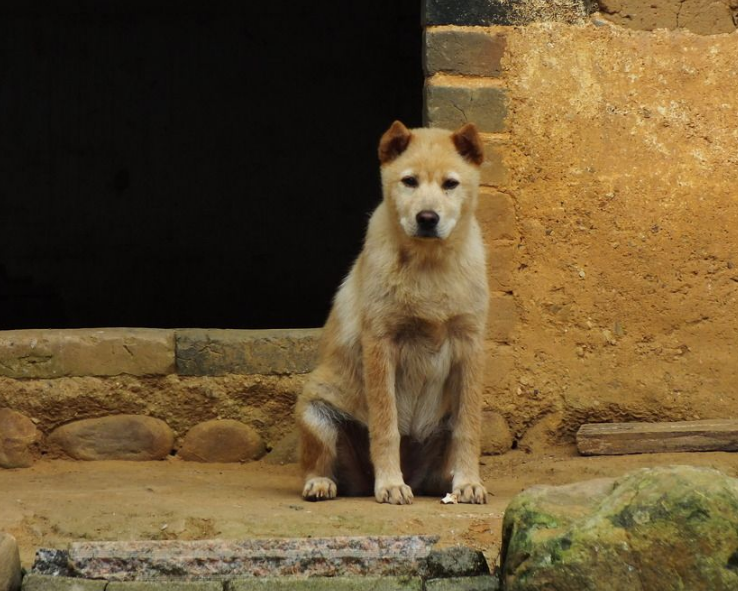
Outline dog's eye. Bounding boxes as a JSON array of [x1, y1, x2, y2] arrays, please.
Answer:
[[442, 179, 460, 191], [401, 176, 418, 188]]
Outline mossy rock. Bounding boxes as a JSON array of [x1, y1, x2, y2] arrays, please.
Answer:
[[501, 465, 738, 591]]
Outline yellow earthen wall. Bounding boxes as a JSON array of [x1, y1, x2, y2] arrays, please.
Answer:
[[429, 19, 738, 446]]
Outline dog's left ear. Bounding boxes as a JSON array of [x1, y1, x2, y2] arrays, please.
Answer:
[[379, 121, 412, 165], [451, 123, 484, 166]]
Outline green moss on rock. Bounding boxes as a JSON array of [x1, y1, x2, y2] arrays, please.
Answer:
[[502, 466, 738, 591]]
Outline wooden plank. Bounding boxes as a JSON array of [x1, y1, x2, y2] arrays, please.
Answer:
[[576, 419, 738, 456]]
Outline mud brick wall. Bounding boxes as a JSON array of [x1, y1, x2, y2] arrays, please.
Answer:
[[425, 0, 738, 447]]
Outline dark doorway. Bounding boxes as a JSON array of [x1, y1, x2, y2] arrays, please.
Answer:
[[0, 1, 423, 329]]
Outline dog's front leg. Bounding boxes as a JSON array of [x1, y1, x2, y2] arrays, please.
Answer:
[[362, 335, 412, 505], [447, 345, 487, 504]]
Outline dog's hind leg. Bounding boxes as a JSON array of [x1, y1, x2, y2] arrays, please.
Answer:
[[297, 395, 342, 501]]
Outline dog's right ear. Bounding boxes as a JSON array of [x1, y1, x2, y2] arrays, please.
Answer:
[[378, 121, 412, 165]]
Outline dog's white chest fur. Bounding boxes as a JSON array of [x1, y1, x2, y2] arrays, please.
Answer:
[[395, 337, 453, 440]]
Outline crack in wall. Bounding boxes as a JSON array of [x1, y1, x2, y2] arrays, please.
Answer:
[[675, 0, 686, 28]]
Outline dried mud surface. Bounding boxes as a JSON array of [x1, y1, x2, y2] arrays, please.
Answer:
[[492, 23, 738, 443], [2, 452, 738, 570]]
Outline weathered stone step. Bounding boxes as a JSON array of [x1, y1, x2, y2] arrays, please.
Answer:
[[28, 537, 497, 590], [66, 537, 441, 580]]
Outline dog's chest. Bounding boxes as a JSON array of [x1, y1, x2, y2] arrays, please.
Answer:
[[392, 316, 459, 440]]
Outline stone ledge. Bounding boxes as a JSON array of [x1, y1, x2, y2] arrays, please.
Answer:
[[0, 329, 175, 379], [175, 329, 321, 376], [0, 328, 324, 378]]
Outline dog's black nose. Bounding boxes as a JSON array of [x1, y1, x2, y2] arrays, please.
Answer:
[[416, 210, 439, 230]]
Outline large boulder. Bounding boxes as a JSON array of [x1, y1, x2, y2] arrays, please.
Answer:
[[501, 465, 738, 591]]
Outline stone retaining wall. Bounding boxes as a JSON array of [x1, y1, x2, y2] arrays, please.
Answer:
[[0, 328, 320, 468], [0, 327, 514, 469]]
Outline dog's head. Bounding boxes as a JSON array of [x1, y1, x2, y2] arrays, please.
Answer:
[[378, 121, 483, 241]]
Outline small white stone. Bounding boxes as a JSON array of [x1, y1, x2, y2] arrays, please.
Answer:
[[441, 493, 458, 504]]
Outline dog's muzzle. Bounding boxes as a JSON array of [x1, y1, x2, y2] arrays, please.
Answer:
[[415, 210, 440, 238]]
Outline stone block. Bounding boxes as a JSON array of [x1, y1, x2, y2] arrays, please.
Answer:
[[424, 547, 489, 578], [263, 429, 299, 465], [30, 549, 71, 577], [519, 413, 565, 454], [487, 243, 516, 293], [425, 80, 507, 133], [487, 294, 518, 344], [426, 576, 499, 591], [0, 408, 39, 468], [108, 583, 222, 591], [48, 415, 174, 461], [483, 343, 516, 394], [176, 329, 321, 376], [423, 0, 594, 26], [480, 142, 508, 188], [21, 575, 104, 591], [480, 411, 513, 455], [425, 28, 506, 77], [477, 191, 516, 241], [0, 534, 20, 591], [0, 329, 175, 378], [68, 536, 440, 581], [229, 578, 423, 591], [178, 419, 266, 463]]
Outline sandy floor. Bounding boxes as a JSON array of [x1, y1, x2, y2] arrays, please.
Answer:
[[2, 448, 737, 569]]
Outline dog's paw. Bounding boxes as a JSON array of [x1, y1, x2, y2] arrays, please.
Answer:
[[302, 477, 337, 502], [453, 482, 488, 504], [375, 481, 414, 505]]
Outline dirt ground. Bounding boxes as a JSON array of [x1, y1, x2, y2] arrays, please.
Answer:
[[2, 449, 737, 571]]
